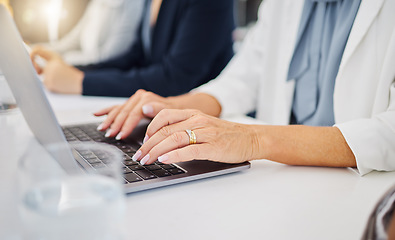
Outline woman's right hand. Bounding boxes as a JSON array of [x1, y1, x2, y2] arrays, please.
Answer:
[[94, 89, 177, 140]]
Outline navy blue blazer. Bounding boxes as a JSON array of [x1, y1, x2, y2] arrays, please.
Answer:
[[81, 0, 234, 97]]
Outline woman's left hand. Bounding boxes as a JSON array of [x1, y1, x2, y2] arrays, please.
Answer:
[[30, 46, 84, 94], [132, 109, 260, 165]]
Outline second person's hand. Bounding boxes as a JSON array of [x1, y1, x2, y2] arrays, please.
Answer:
[[30, 46, 84, 94], [94, 89, 178, 140]]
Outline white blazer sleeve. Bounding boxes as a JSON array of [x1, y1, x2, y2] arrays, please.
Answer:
[[194, 3, 272, 117], [336, 94, 395, 175], [336, 30, 395, 176], [336, 85, 395, 175]]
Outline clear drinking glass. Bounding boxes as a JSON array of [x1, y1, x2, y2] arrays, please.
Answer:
[[0, 70, 17, 113], [17, 142, 126, 240]]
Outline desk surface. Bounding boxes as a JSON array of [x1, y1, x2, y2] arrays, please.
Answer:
[[1, 93, 395, 240]]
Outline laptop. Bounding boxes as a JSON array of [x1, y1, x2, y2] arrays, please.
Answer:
[[0, 5, 250, 193]]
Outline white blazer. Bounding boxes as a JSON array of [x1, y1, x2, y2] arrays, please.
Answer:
[[197, 0, 395, 175], [47, 0, 144, 65]]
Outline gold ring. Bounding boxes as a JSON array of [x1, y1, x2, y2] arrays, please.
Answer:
[[185, 129, 196, 144]]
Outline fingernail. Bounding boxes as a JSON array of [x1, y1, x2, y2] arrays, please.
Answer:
[[140, 154, 150, 165], [132, 150, 142, 161], [105, 129, 112, 138], [158, 154, 169, 163], [115, 132, 123, 140], [142, 105, 153, 115], [97, 124, 103, 131], [143, 135, 149, 144]]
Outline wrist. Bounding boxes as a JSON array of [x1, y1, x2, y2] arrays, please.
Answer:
[[247, 125, 270, 161], [188, 92, 222, 117], [167, 95, 182, 110], [73, 68, 84, 94], [167, 92, 198, 110]]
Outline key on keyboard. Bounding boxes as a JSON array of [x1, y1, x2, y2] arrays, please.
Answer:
[[63, 123, 186, 183]]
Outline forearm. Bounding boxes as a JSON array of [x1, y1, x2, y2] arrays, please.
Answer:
[[169, 92, 222, 117], [251, 125, 356, 167]]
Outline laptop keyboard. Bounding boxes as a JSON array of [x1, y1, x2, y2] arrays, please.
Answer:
[[62, 123, 186, 184]]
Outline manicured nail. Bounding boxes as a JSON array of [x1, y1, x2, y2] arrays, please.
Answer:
[[132, 150, 142, 161], [143, 135, 149, 144], [140, 154, 150, 165], [115, 132, 123, 140], [97, 124, 103, 131], [142, 105, 153, 115], [158, 154, 169, 163], [105, 129, 112, 138]]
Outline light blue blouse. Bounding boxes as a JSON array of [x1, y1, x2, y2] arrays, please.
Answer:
[[287, 0, 361, 126]]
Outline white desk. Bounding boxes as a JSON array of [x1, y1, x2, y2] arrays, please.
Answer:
[[1, 93, 395, 240]]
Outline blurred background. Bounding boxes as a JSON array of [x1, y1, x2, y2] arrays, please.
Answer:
[[11, 0, 89, 43], [10, 0, 262, 44]]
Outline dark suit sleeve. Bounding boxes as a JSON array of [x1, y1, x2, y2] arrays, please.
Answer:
[[82, 0, 234, 97]]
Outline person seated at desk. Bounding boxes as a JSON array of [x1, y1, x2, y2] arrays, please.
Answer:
[[36, 0, 144, 66], [30, 0, 235, 98], [94, 0, 395, 174]]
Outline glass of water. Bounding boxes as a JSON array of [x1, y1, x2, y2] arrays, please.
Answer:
[[0, 70, 17, 113], [17, 142, 126, 240]]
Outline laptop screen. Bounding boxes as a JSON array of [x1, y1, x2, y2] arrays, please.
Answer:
[[0, 5, 79, 172]]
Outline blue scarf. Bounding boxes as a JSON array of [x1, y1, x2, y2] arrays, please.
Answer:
[[288, 0, 361, 126]]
